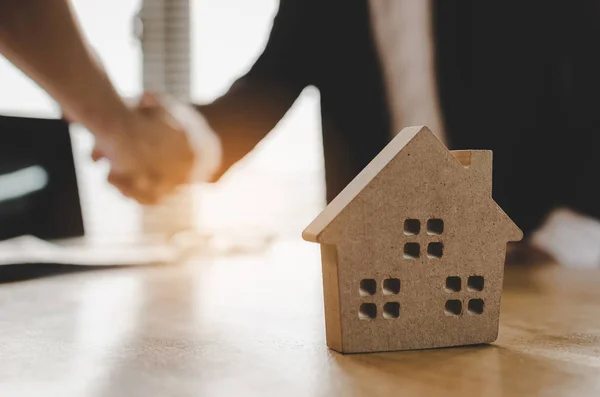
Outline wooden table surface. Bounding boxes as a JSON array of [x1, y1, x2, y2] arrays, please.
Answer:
[[1, 240, 600, 397]]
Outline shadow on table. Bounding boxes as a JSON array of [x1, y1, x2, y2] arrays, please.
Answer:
[[0, 263, 129, 284]]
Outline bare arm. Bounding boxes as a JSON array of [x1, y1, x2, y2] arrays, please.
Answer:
[[0, 0, 131, 137], [0, 0, 198, 204], [196, 0, 315, 181]]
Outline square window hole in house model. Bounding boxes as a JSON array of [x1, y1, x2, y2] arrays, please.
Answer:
[[359, 303, 377, 320], [445, 276, 461, 292], [383, 302, 400, 319], [467, 276, 484, 291], [427, 242, 443, 258], [383, 278, 401, 295], [404, 242, 420, 259], [468, 299, 484, 314], [445, 300, 462, 316], [404, 219, 420, 235], [427, 219, 444, 234], [359, 279, 377, 296]]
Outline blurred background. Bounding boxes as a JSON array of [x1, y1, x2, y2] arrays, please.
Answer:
[[0, 0, 325, 249]]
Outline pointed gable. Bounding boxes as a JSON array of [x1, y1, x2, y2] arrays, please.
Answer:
[[302, 125, 522, 244], [303, 126, 432, 243]]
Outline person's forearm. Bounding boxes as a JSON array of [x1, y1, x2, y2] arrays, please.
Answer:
[[0, 0, 131, 137]]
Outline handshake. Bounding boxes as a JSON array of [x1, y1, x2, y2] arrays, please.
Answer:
[[90, 93, 220, 205]]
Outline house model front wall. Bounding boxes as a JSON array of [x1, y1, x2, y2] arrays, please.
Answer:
[[319, 131, 518, 353]]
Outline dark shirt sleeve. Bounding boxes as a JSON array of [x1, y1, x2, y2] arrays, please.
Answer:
[[196, 0, 317, 181]]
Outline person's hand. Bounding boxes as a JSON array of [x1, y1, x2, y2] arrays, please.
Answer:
[[92, 93, 196, 205]]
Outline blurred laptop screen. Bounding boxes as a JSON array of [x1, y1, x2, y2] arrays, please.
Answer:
[[0, 115, 84, 241]]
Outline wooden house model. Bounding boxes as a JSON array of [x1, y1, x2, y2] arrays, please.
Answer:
[[302, 126, 522, 353]]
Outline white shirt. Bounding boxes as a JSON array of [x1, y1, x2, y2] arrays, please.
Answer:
[[172, 0, 600, 268]]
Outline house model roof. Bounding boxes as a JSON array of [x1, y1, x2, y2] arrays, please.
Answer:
[[302, 125, 521, 243]]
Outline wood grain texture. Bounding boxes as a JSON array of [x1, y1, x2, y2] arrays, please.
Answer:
[[303, 126, 522, 352], [0, 242, 599, 397]]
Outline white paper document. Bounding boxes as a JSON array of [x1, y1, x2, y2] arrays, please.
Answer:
[[0, 235, 184, 266]]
